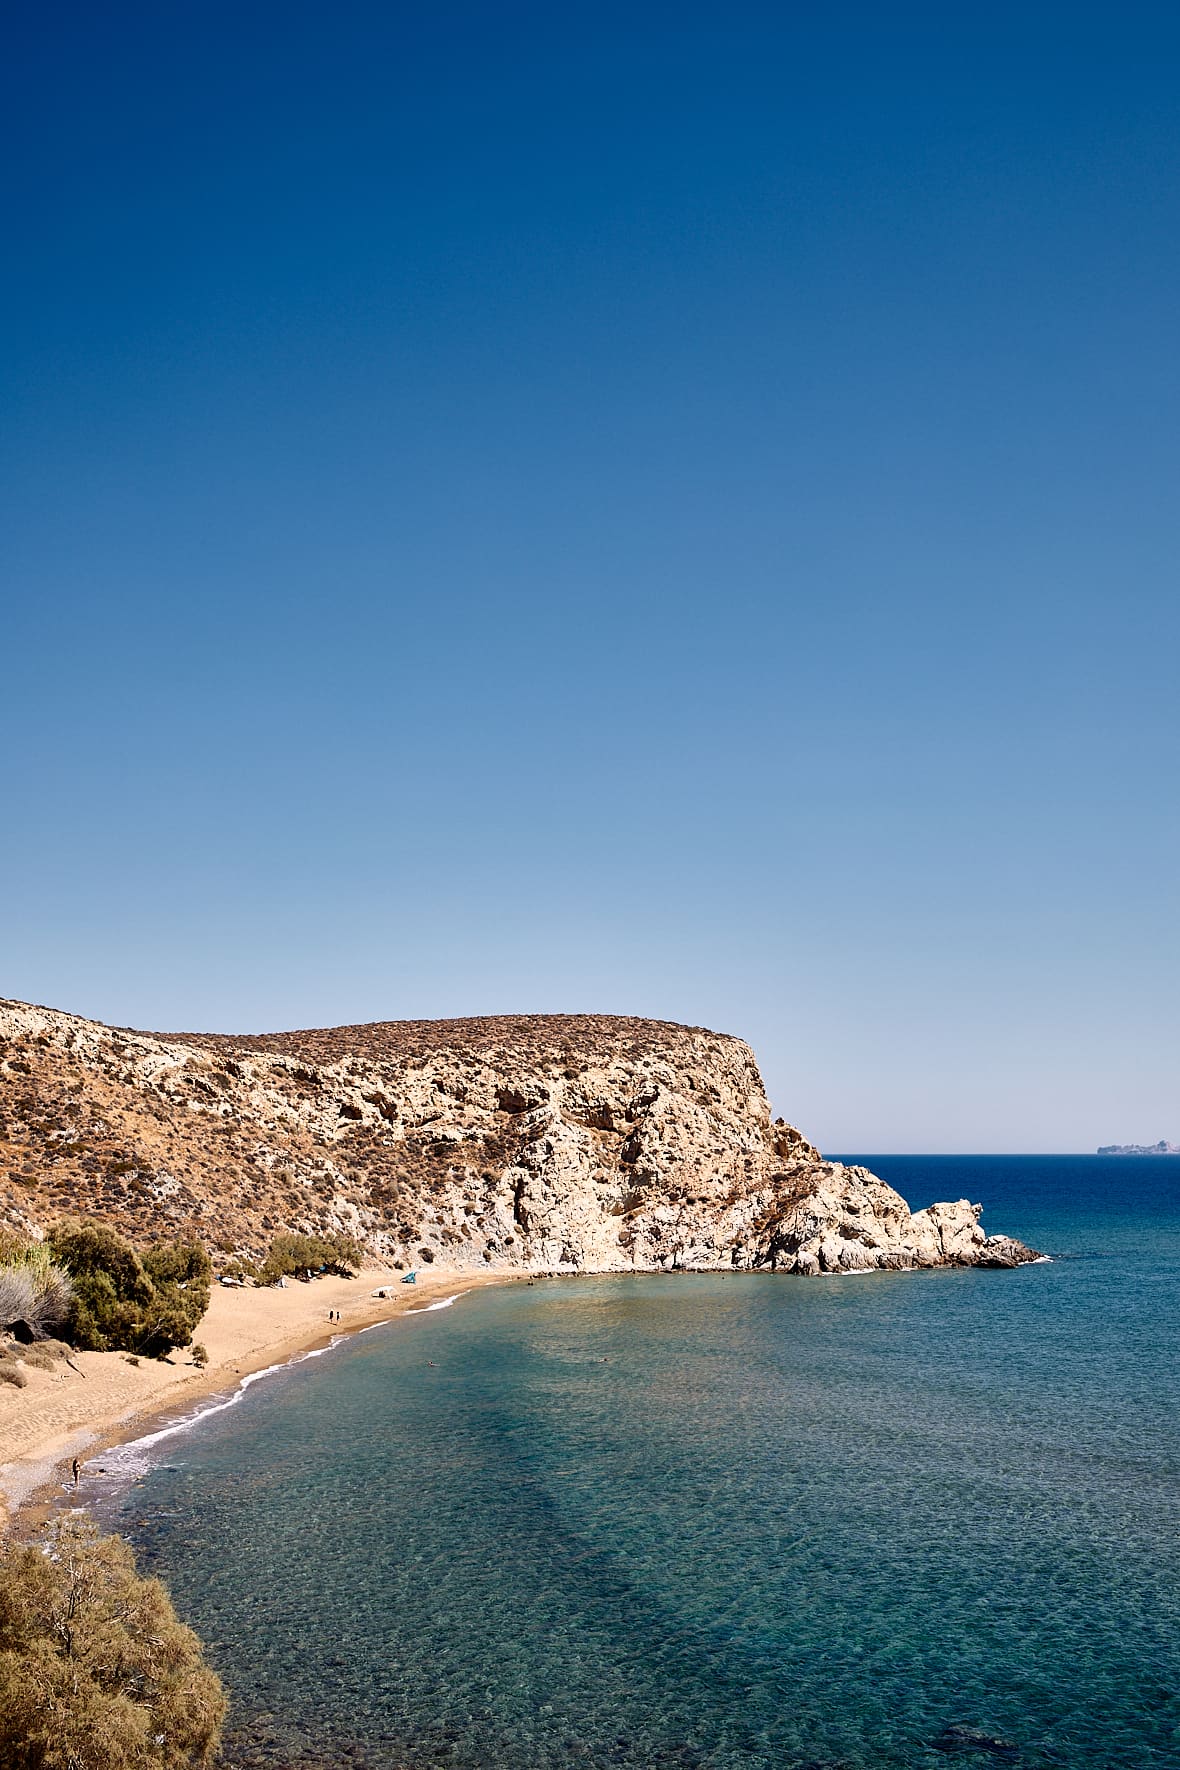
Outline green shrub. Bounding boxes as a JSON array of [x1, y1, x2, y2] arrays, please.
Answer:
[[48, 1224, 153, 1352], [0, 1516, 225, 1768], [48, 1225, 212, 1359], [215, 1256, 257, 1284], [139, 1243, 213, 1358], [256, 1232, 363, 1286]]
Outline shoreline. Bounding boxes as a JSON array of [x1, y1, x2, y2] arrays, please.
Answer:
[[1, 1254, 1047, 1533], [0, 1264, 512, 1532]]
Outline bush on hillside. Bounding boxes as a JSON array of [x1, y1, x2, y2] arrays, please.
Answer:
[[257, 1231, 363, 1286], [48, 1224, 212, 1359], [0, 1230, 30, 1265], [0, 1516, 226, 1769], [215, 1256, 257, 1283]]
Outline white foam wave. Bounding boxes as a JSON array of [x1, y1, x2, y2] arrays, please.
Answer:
[[94, 1294, 470, 1481], [99, 1362, 289, 1478], [96, 1331, 362, 1478]]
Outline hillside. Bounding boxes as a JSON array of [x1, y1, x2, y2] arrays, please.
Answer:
[[0, 999, 1035, 1275]]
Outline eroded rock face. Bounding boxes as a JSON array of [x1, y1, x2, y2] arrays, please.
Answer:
[[0, 1000, 1037, 1275]]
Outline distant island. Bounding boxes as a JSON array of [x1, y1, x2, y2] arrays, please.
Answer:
[[1097, 1140, 1180, 1156]]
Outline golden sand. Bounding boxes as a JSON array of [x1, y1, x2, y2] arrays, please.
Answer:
[[0, 1265, 507, 1524]]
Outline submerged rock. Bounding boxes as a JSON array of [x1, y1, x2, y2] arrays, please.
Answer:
[[934, 1722, 1021, 1756]]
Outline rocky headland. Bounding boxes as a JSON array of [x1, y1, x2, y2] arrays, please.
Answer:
[[0, 1000, 1035, 1277]]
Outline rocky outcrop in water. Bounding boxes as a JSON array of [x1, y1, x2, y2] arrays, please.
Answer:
[[0, 1000, 1037, 1275]]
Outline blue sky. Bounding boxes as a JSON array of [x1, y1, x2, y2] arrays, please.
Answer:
[[3, 5, 1177, 1149]]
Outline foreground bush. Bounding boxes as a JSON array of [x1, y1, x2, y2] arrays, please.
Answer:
[[0, 1517, 226, 1769], [0, 1240, 74, 1341], [48, 1224, 212, 1359], [257, 1231, 363, 1285]]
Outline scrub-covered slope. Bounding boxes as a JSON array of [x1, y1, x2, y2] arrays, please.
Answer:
[[0, 1001, 1035, 1275]]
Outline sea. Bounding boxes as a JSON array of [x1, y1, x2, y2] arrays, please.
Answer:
[[96, 1156, 1179, 1770]]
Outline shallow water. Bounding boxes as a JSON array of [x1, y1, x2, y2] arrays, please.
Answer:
[[106, 1157, 1180, 1768]]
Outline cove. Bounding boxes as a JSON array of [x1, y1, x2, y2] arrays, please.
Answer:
[[104, 1158, 1180, 1770]]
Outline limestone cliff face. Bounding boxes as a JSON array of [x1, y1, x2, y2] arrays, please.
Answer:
[[0, 1001, 1035, 1275]]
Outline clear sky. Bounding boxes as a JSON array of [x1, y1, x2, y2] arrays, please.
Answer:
[[3, 5, 1177, 1151]]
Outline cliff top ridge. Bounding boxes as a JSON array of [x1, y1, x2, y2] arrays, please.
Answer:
[[147, 1011, 738, 1068]]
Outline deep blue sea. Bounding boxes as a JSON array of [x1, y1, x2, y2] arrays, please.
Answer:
[[102, 1157, 1179, 1770]]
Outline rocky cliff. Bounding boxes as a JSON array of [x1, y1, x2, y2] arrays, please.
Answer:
[[0, 1000, 1035, 1275]]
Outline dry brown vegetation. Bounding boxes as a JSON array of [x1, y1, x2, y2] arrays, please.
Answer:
[[0, 1518, 225, 1769], [159, 1010, 723, 1068], [0, 999, 821, 1275]]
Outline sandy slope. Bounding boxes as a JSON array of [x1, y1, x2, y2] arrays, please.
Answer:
[[0, 1266, 505, 1523]]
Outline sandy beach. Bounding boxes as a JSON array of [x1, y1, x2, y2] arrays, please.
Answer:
[[0, 1265, 508, 1527]]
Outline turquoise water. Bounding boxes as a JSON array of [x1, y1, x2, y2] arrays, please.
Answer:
[[105, 1158, 1180, 1769]]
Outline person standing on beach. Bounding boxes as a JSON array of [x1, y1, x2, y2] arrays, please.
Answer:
[[71, 1458, 80, 1487]]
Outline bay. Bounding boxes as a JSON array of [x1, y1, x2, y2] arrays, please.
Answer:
[[105, 1156, 1180, 1768]]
